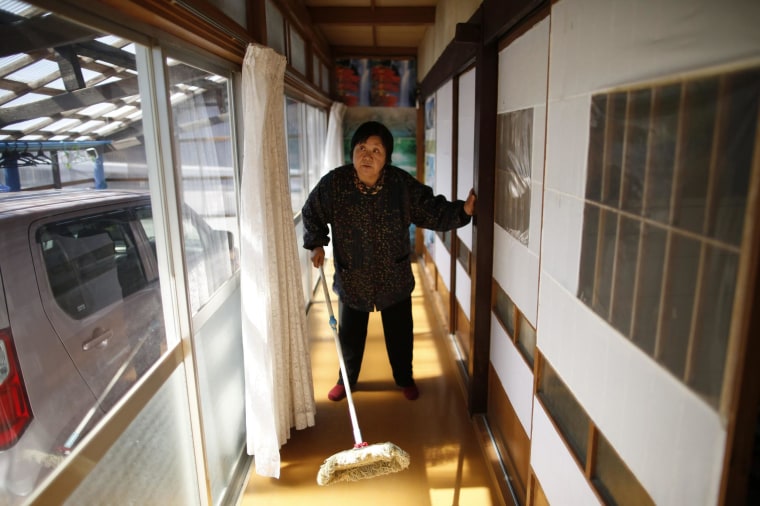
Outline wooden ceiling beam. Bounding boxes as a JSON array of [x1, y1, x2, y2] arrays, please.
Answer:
[[307, 7, 435, 26]]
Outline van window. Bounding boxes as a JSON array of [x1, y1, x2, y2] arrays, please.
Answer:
[[39, 212, 149, 318]]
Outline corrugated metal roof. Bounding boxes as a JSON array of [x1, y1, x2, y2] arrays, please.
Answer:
[[0, 0, 227, 163], [0, 2, 141, 147]]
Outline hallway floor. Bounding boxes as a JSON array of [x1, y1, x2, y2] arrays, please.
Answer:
[[240, 262, 500, 506]]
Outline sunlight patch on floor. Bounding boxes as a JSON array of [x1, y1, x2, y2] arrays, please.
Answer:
[[429, 487, 493, 505]]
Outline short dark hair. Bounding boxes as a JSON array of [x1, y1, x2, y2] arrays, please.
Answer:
[[350, 121, 394, 163]]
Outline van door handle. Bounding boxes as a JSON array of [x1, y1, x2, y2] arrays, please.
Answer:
[[83, 328, 112, 350]]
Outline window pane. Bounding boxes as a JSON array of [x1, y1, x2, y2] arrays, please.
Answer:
[[620, 89, 650, 215], [601, 92, 626, 208], [321, 62, 330, 94], [265, 0, 285, 56], [289, 28, 306, 76], [517, 313, 536, 368], [457, 239, 471, 274], [493, 284, 515, 337], [305, 105, 326, 194], [708, 69, 757, 246], [438, 229, 451, 252], [312, 54, 320, 86], [207, 0, 246, 30], [538, 360, 590, 466], [167, 55, 244, 506], [0, 7, 169, 502], [578, 203, 600, 306], [658, 232, 699, 379], [632, 224, 666, 354], [168, 61, 238, 314], [586, 95, 606, 202], [593, 432, 654, 506], [595, 209, 617, 318], [689, 244, 738, 406], [645, 83, 679, 224], [286, 98, 304, 213], [611, 215, 640, 336], [64, 364, 200, 505], [674, 79, 716, 234]]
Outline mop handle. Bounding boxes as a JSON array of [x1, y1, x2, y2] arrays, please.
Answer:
[[319, 265, 365, 446]]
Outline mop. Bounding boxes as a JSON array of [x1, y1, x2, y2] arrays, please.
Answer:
[[316, 265, 410, 486]]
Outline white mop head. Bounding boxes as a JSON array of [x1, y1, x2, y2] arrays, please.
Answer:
[[317, 441, 410, 486]]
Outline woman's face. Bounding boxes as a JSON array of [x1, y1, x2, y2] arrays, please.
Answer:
[[352, 135, 386, 186]]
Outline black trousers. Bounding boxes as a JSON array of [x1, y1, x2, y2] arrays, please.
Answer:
[[336, 295, 415, 388]]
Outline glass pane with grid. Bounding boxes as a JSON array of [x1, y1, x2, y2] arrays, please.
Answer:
[[577, 66, 758, 409]]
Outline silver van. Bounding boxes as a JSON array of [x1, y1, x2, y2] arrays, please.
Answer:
[[0, 188, 233, 501]]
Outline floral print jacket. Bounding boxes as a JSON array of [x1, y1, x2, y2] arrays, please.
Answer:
[[302, 164, 471, 311]]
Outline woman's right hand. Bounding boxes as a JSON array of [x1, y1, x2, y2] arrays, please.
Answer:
[[311, 246, 325, 268]]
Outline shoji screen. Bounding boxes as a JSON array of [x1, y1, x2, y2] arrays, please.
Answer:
[[489, 15, 550, 503], [433, 80, 454, 294]]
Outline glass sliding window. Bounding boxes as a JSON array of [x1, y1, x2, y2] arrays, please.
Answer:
[[166, 59, 239, 314], [288, 99, 326, 304], [305, 104, 326, 194], [286, 99, 327, 215], [0, 3, 196, 503], [63, 365, 201, 505], [286, 97, 305, 214], [166, 56, 245, 506]]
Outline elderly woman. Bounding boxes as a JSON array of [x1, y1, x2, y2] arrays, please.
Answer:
[[302, 121, 475, 401]]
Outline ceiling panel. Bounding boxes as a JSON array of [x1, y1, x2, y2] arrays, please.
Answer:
[[374, 0, 437, 6], [303, 0, 371, 6], [303, 0, 438, 57], [375, 25, 428, 47], [318, 25, 375, 47]]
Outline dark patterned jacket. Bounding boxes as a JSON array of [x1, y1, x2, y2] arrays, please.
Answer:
[[302, 163, 471, 311]]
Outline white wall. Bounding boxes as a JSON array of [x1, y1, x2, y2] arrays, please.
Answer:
[[417, 0, 481, 79]]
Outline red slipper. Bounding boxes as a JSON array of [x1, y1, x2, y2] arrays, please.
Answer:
[[402, 385, 419, 401], [328, 384, 346, 401]]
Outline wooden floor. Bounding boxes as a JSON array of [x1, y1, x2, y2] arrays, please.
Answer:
[[240, 262, 501, 506]]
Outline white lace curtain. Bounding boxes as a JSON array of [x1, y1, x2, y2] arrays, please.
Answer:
[[318, 101, 346, 262], [239, 43, 315, 478], [323, 101, 346, 177]]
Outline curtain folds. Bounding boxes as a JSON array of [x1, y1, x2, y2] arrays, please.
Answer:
[[320, 101, 346, 260], [323, 101, 346, 178], [239, 43, 316, 478]]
